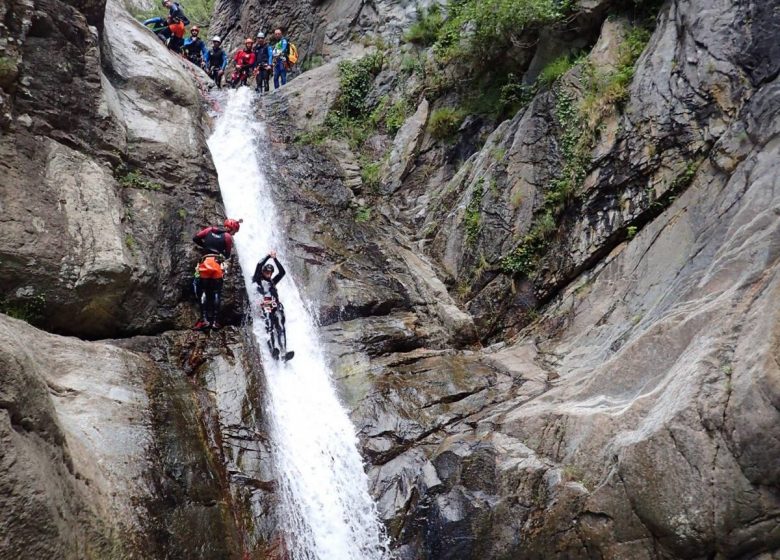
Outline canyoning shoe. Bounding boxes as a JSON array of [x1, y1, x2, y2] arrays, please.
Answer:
[[211, 321, 222, 330], [271, 348, 280, 360], [283, 351, 294, 362], [193, 320, 209, 331]]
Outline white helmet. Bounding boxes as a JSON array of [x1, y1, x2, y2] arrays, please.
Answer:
[[256, 32, 265, 38], [212, 35, 222, 43]]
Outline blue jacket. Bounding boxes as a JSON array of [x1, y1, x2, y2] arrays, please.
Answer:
[[143, 16, 167, 31], [204, 47, 227, 70], [183, 37, 208, 60]]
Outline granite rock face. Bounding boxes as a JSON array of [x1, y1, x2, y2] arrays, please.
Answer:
[[0, 0, 242, 338], [0, 0, 267, 556], [238, 0, 780, 557], [2, 0, 779, 556]]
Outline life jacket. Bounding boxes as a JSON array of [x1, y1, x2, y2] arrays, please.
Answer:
[[235, 49, 254, 67], [197, 255, 224, 279], [169, 20, 185, 39], [287, 43, 298, 65]]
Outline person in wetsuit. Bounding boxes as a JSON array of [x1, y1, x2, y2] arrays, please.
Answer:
[[204, 36, 228, 87], [252, 251, 288, 356], [192, 218, 241, 329], [182, 26, 208, 66], [252, 32, 273, 93]]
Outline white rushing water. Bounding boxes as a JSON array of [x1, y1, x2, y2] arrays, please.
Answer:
[[207, 88, 390, 560]]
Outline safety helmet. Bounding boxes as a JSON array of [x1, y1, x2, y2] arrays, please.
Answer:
[[191, 25, 200, 33], [212, 36, 221, 43], [224, 218, 241, 233], [256, 32, 265, 38], [262, 263, 274, 274]]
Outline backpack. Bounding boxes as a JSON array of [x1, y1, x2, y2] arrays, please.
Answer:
[[198, 256, 224, 279], [287, 43, 298, 65]]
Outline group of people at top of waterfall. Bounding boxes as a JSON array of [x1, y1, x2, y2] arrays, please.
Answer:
[[143, 0, 298, 92], [192, 219, 293, 359]]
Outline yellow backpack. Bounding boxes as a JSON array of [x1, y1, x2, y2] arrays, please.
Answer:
[[288, 43, 298, 65]]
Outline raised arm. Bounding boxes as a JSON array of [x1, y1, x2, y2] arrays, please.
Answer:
[[272, 258, 285, 285], [252, 255, 271, 284]]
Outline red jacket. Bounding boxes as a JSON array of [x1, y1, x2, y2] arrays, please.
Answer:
[[234, 49, 256, 68]]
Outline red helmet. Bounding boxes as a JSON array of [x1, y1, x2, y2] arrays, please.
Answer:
[[224, 218, 241, 233]]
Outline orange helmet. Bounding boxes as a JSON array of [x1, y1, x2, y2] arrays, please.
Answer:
[[224, 218, 241, 233]]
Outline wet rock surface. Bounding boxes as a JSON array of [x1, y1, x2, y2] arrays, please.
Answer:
[[2, 0, 779, 556], [0, 0, 242, 338], [0, 0, 264, 556], [245, 0, 780, 557]]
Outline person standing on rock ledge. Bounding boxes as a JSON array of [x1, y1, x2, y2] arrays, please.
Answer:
[[204, 36, 228, 88], [252, 32, 273, 93], [182, 26, 207, 66], [271, 28, 290, 89], [192, 218, 241, 330]]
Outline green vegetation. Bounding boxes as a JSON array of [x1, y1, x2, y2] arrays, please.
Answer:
[[626, 225, 638, 238], [132, 0, 215, 29], [331, 53, 384, 119], [465, 179, 485, 245], [674, 160, 699, 189], [501, 21, 653, 276], [434, 0, 572, 61], [177, 208, 188, 219], [400, 53, 425, 76], [384, 99, 411, 135], [579, 26, 651, 127], [355, 206, 372, 223], [0, 56, 19, 82], [360, 158, 382, 190], [538, 54, 577, 87], [0, 294, 46, 324], [404, 4, 445, 46], [428, 106, 466, 140], [119, 170, 161, 191], [125, 234, 138, 255], [312, 53, 385, 149], [301, 54, 325, 72]]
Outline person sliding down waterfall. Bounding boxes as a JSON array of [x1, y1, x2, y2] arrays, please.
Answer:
[[252, 251, 294, 361], [191, 218, 242, 330]]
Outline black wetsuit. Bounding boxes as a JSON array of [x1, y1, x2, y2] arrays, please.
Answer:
[[252, 256, 285, 295], [192, 227, 233, 326], [252, 255, 286, 319]]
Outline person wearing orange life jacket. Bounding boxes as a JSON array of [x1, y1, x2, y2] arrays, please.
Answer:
[[229, 39, 256, 87], [166, 15, 186, 53], [192, 218, 241, 330]]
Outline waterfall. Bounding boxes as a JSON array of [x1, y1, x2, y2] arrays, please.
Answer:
[[207, 88, 390, 560]]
